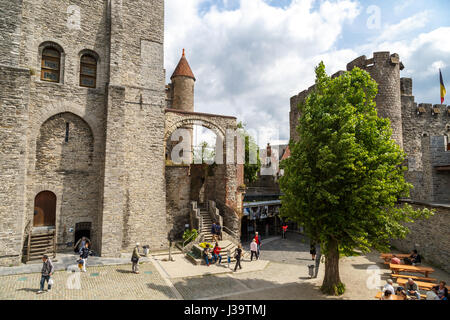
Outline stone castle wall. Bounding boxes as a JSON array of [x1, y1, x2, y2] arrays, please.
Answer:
[[0, 0, 169, 264], [100, 0, 168, 256], [165, 165, 191, 238], [0, 65, 30, 266], [392, 201, 450, 273]]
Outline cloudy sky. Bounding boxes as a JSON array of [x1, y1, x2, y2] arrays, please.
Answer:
[[164, 0, 450, 147]]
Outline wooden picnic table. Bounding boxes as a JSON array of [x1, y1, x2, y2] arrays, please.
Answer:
[[391, 274, 437, 283], [390, 263, 434, 278], [397, 278, 450, 291], [375, 292, 405, 300], [380, 253, 410, 263]]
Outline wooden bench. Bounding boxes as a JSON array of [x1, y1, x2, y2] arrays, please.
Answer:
[[375, 291, 427, 300], [375, 292, 405, 300], [391, 274, 437, 283], [390, 264, 435, 278], [397, 278, 450, 291]]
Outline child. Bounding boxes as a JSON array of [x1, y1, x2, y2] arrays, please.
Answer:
[[227, 250, 231, 269]]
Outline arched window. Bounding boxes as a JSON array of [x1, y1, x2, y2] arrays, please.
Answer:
[[41, 48, 61, 82], [80, 54, 97, 88]]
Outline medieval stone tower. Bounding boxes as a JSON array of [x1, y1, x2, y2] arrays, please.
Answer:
[[0, 0, 168, 266], [346, 52, 404, 149], [167, 49, 196, 112]]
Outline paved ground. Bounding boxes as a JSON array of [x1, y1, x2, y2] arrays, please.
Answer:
[[1, 232, 448, 300], [0, 262, 177, 300]]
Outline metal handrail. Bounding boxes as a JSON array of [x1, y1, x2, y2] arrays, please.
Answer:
[[182, 231, 197, 252], [223, 225, 239, 239]]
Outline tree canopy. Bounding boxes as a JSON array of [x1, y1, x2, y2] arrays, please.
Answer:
[[279, 62, 433, 295], [237, 122, 262, 184]]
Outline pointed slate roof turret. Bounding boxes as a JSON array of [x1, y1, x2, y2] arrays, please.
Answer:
[[170, 49, 196, 81]]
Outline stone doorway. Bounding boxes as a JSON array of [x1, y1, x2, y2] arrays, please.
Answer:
[[33, 191, 56, 227], [74, 222, 91, 246]]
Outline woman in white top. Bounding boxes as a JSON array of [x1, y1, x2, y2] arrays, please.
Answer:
[[250, 239, 258, 261]]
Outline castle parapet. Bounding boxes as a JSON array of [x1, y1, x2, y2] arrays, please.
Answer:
[[401, 78, 413, 96]]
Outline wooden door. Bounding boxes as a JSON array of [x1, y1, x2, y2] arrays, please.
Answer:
[[33, 191, 56, 227]]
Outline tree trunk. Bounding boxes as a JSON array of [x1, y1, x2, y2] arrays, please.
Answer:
[[321, 238, 344, 295]]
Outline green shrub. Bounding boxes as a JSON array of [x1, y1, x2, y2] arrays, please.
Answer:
[[182, 229, 198, 244]]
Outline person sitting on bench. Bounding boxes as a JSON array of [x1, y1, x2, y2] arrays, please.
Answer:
[[432, 281, 449, 301], [405, 278, 421, 300], [404, 249, 421, 265], [390, 254, 401, 264]]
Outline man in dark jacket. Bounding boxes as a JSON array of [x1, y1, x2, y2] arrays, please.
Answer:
[[38, 255, 54, 294], [79, 242, 90, 272], [211, 222, 217, 242]]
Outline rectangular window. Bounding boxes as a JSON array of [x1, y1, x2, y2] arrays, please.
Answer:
[[41, 48, 61, 83]]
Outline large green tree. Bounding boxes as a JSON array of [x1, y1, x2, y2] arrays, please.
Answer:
[[279, 62, 433, 295]]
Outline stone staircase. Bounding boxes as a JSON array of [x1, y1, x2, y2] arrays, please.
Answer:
[[23, 228, 56, 263], [199, 206, 214, 242]]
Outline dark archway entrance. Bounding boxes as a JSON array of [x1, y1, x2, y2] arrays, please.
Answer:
[[74, 222, 91, 246], [33, 191, 57, 227]]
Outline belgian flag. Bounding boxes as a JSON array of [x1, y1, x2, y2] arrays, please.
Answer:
[[440, 69, 446, 104]]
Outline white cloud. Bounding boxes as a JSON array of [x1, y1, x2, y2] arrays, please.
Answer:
[[165, 0, 360, 145], [376, 11, 431, 42]]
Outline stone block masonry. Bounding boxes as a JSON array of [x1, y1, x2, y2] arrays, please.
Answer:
[[0, 65, 30, 266], [392, 200, 450, 273]]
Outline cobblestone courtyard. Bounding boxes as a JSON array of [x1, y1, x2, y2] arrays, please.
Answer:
[[1, 234, 448, 300]]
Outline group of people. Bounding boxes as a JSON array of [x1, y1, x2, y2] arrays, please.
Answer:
[[390, 249, 422, 266], [202, 242, 225, 267], [74, 236, 91, 273], [381, 278, 448, 301], [202, 231, 262, 272], [210, 222, 222, 242]]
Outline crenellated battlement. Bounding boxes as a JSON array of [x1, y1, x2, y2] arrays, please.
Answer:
[[346, 52, 404, 72]]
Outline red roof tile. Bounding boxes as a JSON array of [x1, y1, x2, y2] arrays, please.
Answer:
[[170, 49, 196, 81]]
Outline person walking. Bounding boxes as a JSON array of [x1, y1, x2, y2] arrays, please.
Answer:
[[215, 222, 222, 241], [79, 242, 90, 272], [227, 249, 231, 269], [310, 242, 316, 260], [37, 255, 54, 294], [234, 244, 243, 272], [131, 243, 141, 274], [211, 222, 217, 243], [74, 236, 90, 254], [250, 239, 258, 261], [254, 232, 261, 257], [282, 225, 288, 239], [313, 244, 321, 278]]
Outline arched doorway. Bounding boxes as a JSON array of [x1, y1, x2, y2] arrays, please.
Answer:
[[33, 191, 57, 227]]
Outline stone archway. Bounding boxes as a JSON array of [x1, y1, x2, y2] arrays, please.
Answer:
[[164, 109, 243, 239], [30, 112, 101, 252]]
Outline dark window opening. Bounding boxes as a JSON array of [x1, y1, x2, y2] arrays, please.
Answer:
[[80, 54, 97, 88], [65, 122, 69, 143]]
